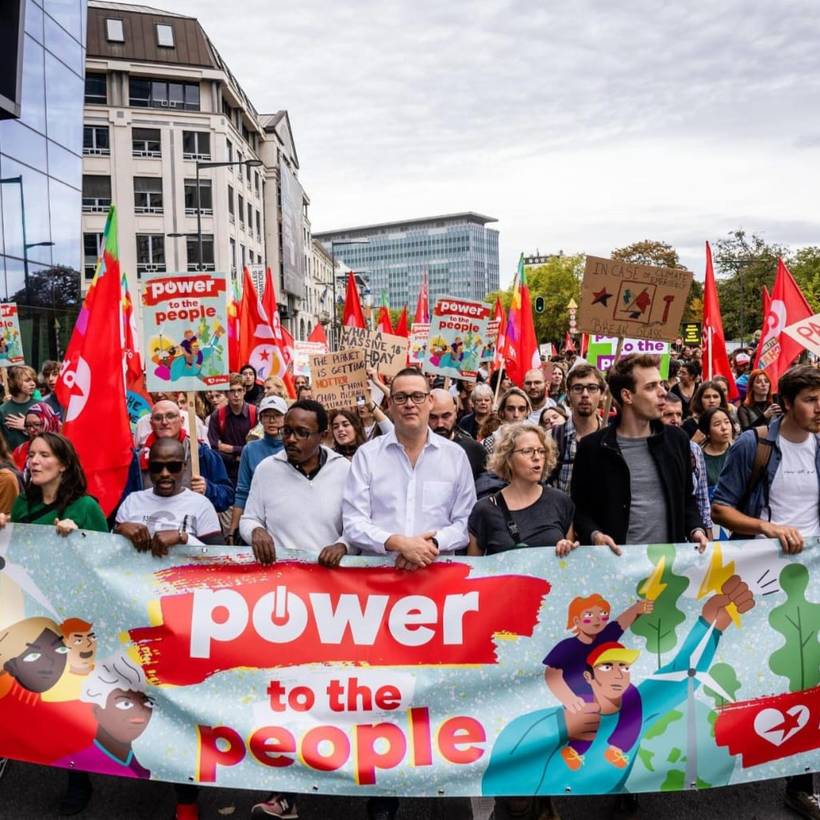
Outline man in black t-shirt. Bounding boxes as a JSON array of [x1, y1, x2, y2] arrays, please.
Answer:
[[429, 389, 487, 480]]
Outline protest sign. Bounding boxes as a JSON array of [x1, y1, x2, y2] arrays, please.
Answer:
[[577, 256, 693, 342], [310, 347, 368, 410], [423, 297, 490, 381], [141, 272, 230, 392], [408, 322, 429, 365], [339, 326, 409, 378], [783, 312, 820, 358], [0, 303, 24, 366], [682, 322, 702, 346], [293, 340, 328, 377], [481, 316, 502, 362], [0, 527, 816, 797], [587, 335, 672, 379], [539, 342, 554, 359]]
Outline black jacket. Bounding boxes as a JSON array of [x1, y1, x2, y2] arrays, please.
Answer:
[[570, 420, 703, 545]]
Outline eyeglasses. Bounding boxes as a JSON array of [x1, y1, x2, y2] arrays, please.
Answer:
[[148, 460, 184, 474], [391, 391, 429, 405], [151, 412, 180, 423], [513, 447, 548, 458], [569, 384, 602, 395], [282, 426, 319, 440]]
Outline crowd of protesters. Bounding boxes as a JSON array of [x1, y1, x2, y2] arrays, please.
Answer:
[[0, 340, 817, 820]]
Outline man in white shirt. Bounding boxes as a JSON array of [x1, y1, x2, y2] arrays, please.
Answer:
[[343, 367, 476, 569]]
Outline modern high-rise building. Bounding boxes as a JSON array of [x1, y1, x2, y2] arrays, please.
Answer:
[[0, 0, 87, 363], [314, 212, 500, 309], [82, 1, 314, 333]]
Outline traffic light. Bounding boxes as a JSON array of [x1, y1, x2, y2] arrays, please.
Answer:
[[534, 296, 545, 313]]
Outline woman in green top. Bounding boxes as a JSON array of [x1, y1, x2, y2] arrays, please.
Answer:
[[698, 407, 735, 500]]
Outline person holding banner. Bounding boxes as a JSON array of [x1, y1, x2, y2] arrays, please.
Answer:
[[0, 365, 39, 449]]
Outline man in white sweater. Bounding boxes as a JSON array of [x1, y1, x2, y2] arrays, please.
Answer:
[[239, 399, 350, 566]]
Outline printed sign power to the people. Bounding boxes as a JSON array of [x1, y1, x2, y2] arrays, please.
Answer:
[[0, 303, 24, 366]]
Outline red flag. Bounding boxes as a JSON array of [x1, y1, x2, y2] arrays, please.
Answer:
[[414, 271, 430, 324], [238, 267, 288, 383], [491, 296, 506, 373], [56, 207, 132, 516], [702, 241, 738, 400], [753, 285, 771, 369], [376, 296, 394, 334], [504, 256, 539, 387], [758, 258, 813, 384], [227, 273, 241, 372], [308, 323, 328, 346], [563, 331, 575, 353], [394, 306, 409, 338], [342, 273, 366, 329], [120, 272, 149, 403]]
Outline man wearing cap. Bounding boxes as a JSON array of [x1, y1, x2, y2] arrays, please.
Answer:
[[482, 576, 754, 797], [227, 395, 287, 545], [733, 350, 752, 400]]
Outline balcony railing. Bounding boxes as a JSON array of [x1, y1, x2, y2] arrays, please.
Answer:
[[82, 197, 111, 213]]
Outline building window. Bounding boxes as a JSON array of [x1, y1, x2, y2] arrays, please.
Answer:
[[227, 185, 235, 223], [83, 125, 110, 156], [245, 161, 251, 183], [136, 234, 165, 275], [182, 131, 210, 161], [238, 194, 245, 226], [133, 177, 163, 214], [230, 238, 236, 274], [129, 77, 199, 110], [83, 233, 103, 280], [82, 175, 111, 212], [226, 139, 233, 166], [247, 202, 252, 234], [255, 210, 261, 238], [132, 127, 161, 157], [240, 244, 246, 268], [156, 24, 174, 48], [254, 171, 260, 195], [85, 73, 107, 105], [105, 18, 124, 42], [186, 235, 214, 271], [184, 178, 212, 216]]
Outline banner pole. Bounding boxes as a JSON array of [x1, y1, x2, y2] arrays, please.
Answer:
[[601, 337, 624, 420], [493, 361, 506, 407], [707, 329, 713, 381], [187, 391, 200, 477]]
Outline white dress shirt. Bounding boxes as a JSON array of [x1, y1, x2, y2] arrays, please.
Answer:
[[342, 428, 477, 554]]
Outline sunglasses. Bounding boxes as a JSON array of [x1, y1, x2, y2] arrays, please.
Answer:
[[148, 460, 184, 474]]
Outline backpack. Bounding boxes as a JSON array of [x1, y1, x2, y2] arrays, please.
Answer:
[[215, 403, 257, 439], [737, 425, 774, 514]]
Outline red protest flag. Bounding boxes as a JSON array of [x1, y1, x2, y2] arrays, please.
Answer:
[[702, 241, 738, 400], [414, 271, 430, 324], [56, 207, 132, 516], [238, 267, 286, 381], [226, 273, 241, 372], [342, 272, 366, 329], [504, 255, 539, 387], [563, 331, 576, 353], [758, 259, 813, 384], [308, 322, 328, 346], [376, 293, 394, 334], [120, 271, 149, 403], [753, 285, 771, 369], [394, 305, 409, 338]]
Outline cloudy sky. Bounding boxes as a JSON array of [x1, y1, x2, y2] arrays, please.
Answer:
[[154, 0, 820, 285]]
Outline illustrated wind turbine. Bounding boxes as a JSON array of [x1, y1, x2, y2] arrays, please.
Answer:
[[648, 619, 735, 789], [0, 524, 59, 624]]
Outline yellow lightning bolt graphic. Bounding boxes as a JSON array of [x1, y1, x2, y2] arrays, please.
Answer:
[[639, 555, 668, 601], [697, 542, 740, 626]]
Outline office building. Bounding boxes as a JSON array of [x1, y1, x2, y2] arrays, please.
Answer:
[[0, 0, 87, 363], [313, 212, 500, 309]]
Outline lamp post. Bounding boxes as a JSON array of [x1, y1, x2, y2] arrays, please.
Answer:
[[194, 158, 262, 272], [329, 238, 369, 350]]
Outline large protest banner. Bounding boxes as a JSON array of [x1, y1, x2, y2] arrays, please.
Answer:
[[339, 326, 409, 378], [310, 348, 368, 410], [0, 526, 817, 797], [577, 257, 693, 342], [0, 303, 24, 366], [587, 335, 672, 378], [423, 297, 490, 381], [141, 272, 230, 391]]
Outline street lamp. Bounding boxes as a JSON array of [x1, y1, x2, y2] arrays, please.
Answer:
[[194, 158, 262, 272], [329, 238, 369, 349]]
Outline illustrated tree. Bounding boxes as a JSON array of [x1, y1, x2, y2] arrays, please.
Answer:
[[631, 543, 690, 668], [768, 564, 820, 692], [703, 662, 742, 734]]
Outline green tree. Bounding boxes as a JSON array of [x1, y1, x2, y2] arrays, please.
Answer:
[[768, 564, 820, 692], [632, 544, 691, 668], [786, 246, 820, 312]]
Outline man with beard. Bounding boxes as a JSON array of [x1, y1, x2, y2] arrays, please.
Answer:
[[429, 388, 486, 480], [524, 367, 556, 424], [549, 364, 605, 493]]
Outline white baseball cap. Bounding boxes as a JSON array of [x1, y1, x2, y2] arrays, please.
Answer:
[[258, 396, 288, 415]]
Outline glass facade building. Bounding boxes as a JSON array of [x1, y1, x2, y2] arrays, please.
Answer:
[[314, 213, 500, 309], [0, 0, 86, 364]]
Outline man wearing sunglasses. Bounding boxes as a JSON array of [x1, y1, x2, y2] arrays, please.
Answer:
[[115, 438, 223, 555]]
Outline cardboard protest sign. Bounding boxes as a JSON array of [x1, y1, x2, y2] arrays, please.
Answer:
[[339, 326, 408, 378], [586, 335, 671, 379], [293, 340, 328, 377], [422, 297, 490, 381], [577, 256, 693, 342], [310, 348, 369, 410], [783, 312, 820, 358], [141, 272, 230, 392], [0, 303, 24, 366], [408, 323, 429, 365], [481, 317, 501, 362]]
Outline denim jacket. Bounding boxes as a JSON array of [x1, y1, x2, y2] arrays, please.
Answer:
[[711, 416, 820, 520]]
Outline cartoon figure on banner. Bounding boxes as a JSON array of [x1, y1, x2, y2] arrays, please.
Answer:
[[544, 594, 653, 771], [483, 576, 756, 796], [170, 333, 202, 379], [439, 338, 464, 371], [43, 617, 98, 702], [0, 328, 22, 363], [427, 336, 448, 368]]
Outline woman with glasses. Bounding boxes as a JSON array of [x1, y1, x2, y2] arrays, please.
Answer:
[[12, 402, 61, 471]]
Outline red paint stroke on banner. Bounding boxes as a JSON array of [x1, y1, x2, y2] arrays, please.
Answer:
[[129, 561, 550, 686], [714, 685, 820, 767]]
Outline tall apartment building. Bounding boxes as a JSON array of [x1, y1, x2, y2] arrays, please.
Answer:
[[82, 1, 311, 331], [313, 212, 500, 309]]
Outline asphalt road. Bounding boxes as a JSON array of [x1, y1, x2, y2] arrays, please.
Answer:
[[0, 761, 802, 820]]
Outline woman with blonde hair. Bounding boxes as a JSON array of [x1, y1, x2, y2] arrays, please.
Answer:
[[468, 422, 577, 556]]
